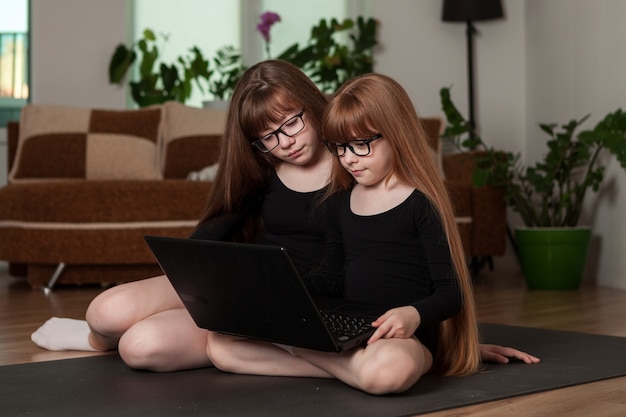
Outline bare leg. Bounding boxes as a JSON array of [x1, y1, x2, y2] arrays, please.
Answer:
[[85, 275, 183, 351], [206, 332, 431, 394], [31, 275, 182, 353], [294, 337, 432, 395], [118, 308, 213, 371], [206, 332, 332, 378]]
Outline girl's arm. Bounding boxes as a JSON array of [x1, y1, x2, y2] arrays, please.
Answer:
[[408, 196, 463, 327], [189, 189, 263, 241], [363, 193, 459, 344]]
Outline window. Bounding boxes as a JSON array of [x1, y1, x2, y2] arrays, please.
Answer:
[[132, 0, 240, 107], [0, 0, 29, 126], [132, 0, 371, 107]]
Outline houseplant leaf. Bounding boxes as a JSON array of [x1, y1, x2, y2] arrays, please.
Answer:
[[108, 45, 136, 84]]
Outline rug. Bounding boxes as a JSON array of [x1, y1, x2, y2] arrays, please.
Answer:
[[3, 323, 626, 417]]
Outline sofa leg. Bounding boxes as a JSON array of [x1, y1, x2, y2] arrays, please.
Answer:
[[42, 263, 66, 295]]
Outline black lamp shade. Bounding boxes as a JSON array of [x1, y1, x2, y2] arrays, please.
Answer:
[[442, 0, 504, 22]]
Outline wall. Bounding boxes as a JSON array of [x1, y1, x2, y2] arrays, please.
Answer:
[[7, 0, 626, 289], [0, 0, 128, 187], [373, 0, 526, 155], [525, 0, 626, 289], [30, 0, 128, 108]]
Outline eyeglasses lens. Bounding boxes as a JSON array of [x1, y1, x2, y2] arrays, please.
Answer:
[[253, 113, 305, 153]]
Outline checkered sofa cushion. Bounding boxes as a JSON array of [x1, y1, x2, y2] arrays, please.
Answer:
[[160, 101, 226, 179], [9, 104, 163, 182]]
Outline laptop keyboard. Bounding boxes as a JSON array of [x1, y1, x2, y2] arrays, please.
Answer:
[[321, 311, 374, 341]]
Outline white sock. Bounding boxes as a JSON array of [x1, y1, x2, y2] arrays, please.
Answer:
[[31, 317, 99, 352]]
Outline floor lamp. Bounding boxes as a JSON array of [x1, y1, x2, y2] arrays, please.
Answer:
[[442, 0, 507, 274], [441, 0, 504, 136]]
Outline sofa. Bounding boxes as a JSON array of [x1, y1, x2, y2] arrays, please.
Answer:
[[0, 101, 226, 290]]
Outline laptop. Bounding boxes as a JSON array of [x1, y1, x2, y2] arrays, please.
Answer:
[[144, 235, 381, 352]]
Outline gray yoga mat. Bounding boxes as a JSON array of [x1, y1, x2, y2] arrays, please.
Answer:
[[3, 323, 626, 417]]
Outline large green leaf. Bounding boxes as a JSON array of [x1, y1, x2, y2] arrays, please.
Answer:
[[160, 63, 179, 94], [108, 45, 135, 84]]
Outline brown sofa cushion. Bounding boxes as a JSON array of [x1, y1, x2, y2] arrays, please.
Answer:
[[9, 104, 163, 182], [0, 180, 211, 223], [0, 180, 213, 266], [161, 101, 226, 179]]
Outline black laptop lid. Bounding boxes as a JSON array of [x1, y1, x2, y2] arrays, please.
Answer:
[[144, 236, 342, 352]]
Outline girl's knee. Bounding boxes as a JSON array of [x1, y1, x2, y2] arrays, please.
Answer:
[[206, 332, 237, 372], [85, 286, 137, 334], [358, 346, 425, 395], [117, 323, 168, 370]]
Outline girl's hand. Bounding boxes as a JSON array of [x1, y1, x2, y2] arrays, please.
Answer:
[[367, 306, 421, 344], [480, 344, 541, 364]]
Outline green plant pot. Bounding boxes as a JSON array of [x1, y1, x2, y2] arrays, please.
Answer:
[[515, 227, 592, 290]]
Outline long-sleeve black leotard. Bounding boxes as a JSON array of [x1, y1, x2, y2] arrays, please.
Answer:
[[324, 189, 462, 353], [190, 173, 343, 297]]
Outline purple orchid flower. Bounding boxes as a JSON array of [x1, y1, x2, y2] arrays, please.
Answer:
[[257, 11, 281, 43]]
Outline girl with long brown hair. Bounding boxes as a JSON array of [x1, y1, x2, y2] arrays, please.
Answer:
[[322, 72, 480, 377]]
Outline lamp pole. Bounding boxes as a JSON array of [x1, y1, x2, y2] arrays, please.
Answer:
[[441, 0, 504, 138], [465, 21, 476, 137]]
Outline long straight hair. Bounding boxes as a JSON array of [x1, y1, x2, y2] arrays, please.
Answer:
[[322, 73, 481, 376], [194, 60, 328, 241]]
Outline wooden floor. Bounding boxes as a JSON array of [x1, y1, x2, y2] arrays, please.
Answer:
[[2, 256, 626, 417]]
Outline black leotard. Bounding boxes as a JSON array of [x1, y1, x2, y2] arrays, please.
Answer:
[[324, 189, 462, 353], [191, 173, 342, 297]]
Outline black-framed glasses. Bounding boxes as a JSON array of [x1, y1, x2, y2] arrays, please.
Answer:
[[251, 111, 306, 153], [324, 134, 383, 157]]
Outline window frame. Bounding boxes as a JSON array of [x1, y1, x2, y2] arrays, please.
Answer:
[[0, 0, 30, 127]]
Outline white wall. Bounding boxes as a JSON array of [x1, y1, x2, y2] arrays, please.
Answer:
[[30, 0, 128, 108], [11, 0, 626, 289], [525, 0, 626, 289], [0, 0, 128, 188], [372, 0, 526, 154]]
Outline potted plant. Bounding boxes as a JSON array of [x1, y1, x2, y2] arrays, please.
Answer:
[[204, 12, 378, 103], [440, 86, 626, 289], [206, 45, 245, 103], [254, 11, 377, 94], [275, 16, 377, 94], [109, 14, 378, 108], [109, 29, 213, 107]]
